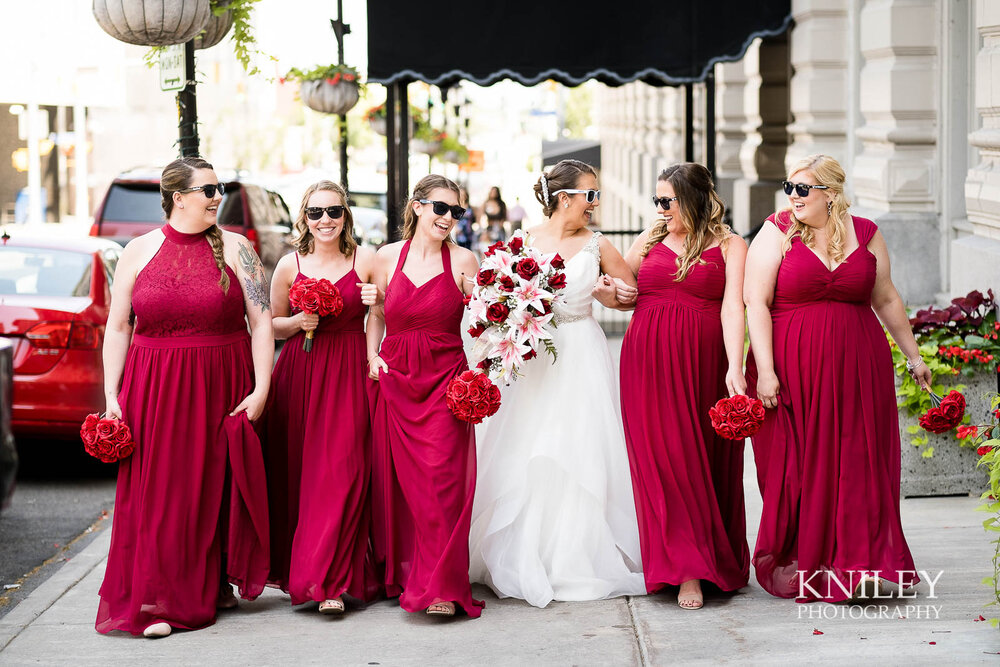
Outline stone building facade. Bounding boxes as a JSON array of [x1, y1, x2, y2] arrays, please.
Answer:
[[597, 0, 997, 305]]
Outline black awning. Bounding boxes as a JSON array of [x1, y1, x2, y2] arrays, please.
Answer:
[[542, 140, 601, 169], [367, 1, 791, 87]]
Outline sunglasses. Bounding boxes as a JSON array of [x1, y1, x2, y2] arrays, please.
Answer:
[[651, 195, 679, 210], [305, 205, 346, 221], [418, 199, 466, 220], [781, 181, 829, 197], [553, 189, 600, 204], [175, 183, 225, 198]]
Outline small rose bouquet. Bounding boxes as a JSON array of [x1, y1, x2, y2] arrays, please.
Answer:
[[289, 278, 344, 352], [446, 370, 503, 425], [80, 413, 135, 463], [465, 230, 566, 384], [709, 395, 766, 440], [919, 389, 966, 434]]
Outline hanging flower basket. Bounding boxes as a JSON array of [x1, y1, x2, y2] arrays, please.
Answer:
[[194, 1, 234, 50], [284, 65, 363, 116], [364, 103, 419, 137], [93, 0, 213, 47]]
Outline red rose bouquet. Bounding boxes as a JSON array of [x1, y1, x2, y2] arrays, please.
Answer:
[[466, 229, 567, 385], [708, 395, 766, 440], [289, 277, 344, 352], [80, 413, 135, 463], [919, 389, 966, 433], [446, 370, 502, 424]]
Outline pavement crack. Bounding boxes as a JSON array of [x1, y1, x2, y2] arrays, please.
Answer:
[[626, 595, 651, 666]]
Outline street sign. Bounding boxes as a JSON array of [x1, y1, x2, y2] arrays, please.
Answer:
[[159, 45, 185, 92]]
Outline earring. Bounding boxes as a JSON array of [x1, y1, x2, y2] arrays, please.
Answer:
[[827, 201, 833, 215], [564, 202, 569, 209]]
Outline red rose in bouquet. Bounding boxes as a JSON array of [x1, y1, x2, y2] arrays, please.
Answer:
[[515, 258, 541, 280], [508, 236, 524, 254], [80, 414, 135, 463], [709, 395, 766, 440], [468, 322, 487, 338], [446, 370, 502, 424], [547, 272, 567, 290], [486, 302, 510, 324], [550, 253, 565, 270], [289, 277, 344, 352], [497, 275, 516, 292], [919, 390, 966, 434], [477, 269, 497, 287]]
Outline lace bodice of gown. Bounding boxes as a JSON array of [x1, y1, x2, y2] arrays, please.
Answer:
[[551, 232, 601, 325], [132, 224, 246, 338]]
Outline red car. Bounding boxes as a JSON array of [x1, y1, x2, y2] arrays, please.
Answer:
[[0, 229, 122, 438]]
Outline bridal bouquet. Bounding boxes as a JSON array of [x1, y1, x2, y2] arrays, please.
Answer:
[[919, 389, 966, 434], [289, 277, 344, 352], [709, 395, 765, 440], [80, 413, 135, 463], [465, 230, 566, 384]]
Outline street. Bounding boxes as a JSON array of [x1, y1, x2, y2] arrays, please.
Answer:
[[0, 437, 115, 619]]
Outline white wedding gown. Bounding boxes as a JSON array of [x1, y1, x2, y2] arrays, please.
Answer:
[[468, 232, 646, 608]]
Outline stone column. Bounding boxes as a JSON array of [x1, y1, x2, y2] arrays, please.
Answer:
[[714, 61, 749, 221], [956, 0, 1000, 296], [851, 0, 939, 303], [732, 34, 791, 234], [786, 0, 850, 167]]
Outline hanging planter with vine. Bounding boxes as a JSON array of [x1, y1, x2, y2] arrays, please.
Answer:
[[283, 65, 363, 116], [93, 0, 213, 46]]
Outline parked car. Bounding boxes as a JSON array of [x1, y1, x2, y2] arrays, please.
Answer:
[[0, 336, 15, 510], [0, 228, 121, 438], [89, 168, 294, 276], [348, 190, 388, 248]]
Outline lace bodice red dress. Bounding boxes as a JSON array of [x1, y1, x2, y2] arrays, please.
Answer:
[[96, 224, 269, 635]]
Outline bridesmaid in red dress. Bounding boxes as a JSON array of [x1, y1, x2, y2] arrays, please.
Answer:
[[97, 157, 272, 638], [367, 175, 483, 618], [263, 181, 380, 614], [744, 154, 932, 602], [618, 163, 749, 610]]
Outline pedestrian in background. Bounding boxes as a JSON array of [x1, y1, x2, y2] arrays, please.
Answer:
[[96, 156, 272, 638], [480, 185, 507, 248], [366, 174, 483, 618], [618, 163, 750, 610], [455, 186, 476, 250], [261, 180, 380, 615], [744, 154, 930, 601]]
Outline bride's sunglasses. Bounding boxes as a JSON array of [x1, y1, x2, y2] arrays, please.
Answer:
[[553, 189, 600, 204], [781, 181, 829, 197], [176, 183, 225, 198], [305, 205, 346, 221], [418, 199, 466, 220]]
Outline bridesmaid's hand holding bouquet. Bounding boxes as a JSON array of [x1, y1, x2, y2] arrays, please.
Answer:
[[288, 278, 344, 352]]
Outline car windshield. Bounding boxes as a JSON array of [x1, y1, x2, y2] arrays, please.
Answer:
[[0, 247, 92, 297], [101, 183, 164, 223]]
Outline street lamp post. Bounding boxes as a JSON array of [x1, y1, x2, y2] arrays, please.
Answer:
[[330, 0, 351, 192], [177, 41, 200, 157]]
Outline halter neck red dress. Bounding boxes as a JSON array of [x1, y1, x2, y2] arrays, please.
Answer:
[[745, 211, 917, 601], [263, 251, 377, 604], [368, 240, 483, 617], [96, 223, 269, 635], [620, 243, 750, 594]]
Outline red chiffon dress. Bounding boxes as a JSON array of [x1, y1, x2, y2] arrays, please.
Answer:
[[96, 224, 269, 635], [746, 211, 917, 602], [620, 243, 749, 594], [263, 252, 377, 605], [369, 240, 483, 617]]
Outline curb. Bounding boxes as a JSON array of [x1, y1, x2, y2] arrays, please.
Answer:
[[0, 527, 111, 651]]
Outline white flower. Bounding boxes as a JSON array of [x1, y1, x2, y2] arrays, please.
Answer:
[[510, 276, 553, 314], [495, 335, 531, 376], [481, 250, 516, 274], [468, 294, 488, 322], [512, 309, 554, 350]]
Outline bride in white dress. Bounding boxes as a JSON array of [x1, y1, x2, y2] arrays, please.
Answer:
[[468, 159, 647, 608]]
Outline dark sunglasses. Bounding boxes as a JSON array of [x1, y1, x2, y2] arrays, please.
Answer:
[[176, 183, 225, 198], [418, 199, 466, 220], [781, 181, 829, 197], [305, 205, 346, 221], [651, 195, 678, 210]]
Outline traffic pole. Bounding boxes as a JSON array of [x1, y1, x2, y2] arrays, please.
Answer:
[[177, 40, 199, 157]]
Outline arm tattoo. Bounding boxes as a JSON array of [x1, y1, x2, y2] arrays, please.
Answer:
[[238, 241, 270, 312]]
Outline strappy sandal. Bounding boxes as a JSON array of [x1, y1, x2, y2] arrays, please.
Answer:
[[319, 598, 346, 614], [678, 580, 704, 610], [426, 601, 456, 617]]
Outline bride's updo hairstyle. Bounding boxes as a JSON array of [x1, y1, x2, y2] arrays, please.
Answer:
[[533, 159, 597, 218], [402, 174, 461, 242]]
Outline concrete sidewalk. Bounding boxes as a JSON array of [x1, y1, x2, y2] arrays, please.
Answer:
[[0, 444, 998, 665]]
